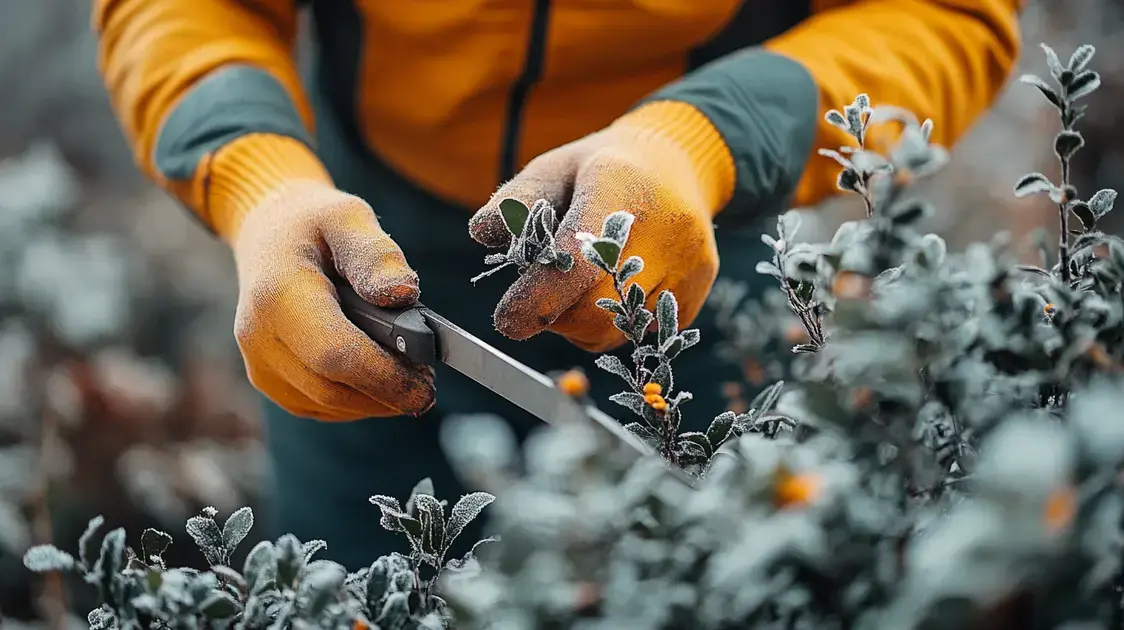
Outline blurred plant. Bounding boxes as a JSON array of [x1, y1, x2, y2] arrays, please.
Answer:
[[441, 41, 1124, 629], [24, 36, 1124, 630], [23, 479, 494, 629]]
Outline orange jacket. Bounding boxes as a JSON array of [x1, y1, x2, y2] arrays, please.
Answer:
[[95, 0, 1023, 234]]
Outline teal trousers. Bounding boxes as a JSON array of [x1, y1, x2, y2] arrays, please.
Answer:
[[259, 87, 774, 570]]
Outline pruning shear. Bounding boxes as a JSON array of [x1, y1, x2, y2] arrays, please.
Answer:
[[334, 281, 695, 496]]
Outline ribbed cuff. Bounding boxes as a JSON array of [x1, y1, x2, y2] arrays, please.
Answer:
[[610, 100, 736, 218], [204, 133, 334, 241]]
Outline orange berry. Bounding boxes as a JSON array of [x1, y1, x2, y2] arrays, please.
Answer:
[[773, 470, 820, 509], [850, 386, 873, 410], [832, 271, 870, 299], [722, 381, 742, 398], [353, 620, 370, 630], [1044, 303, 1055, 317], [1044, 485, 1075, 533], [646, 393, 668, 411], [1085, 343, 1113, 369], [784, 324, 809, 344], [743, 359, 765, 385], [643, 382, 662, 396], [557, 369, 589, 397]]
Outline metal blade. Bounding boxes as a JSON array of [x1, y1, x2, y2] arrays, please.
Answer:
[[420, 309, 696, 493]]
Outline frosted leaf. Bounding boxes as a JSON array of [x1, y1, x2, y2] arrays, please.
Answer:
[[707, 412, 736, 447], [78, 516, 104, 569], [1068, 44, 1095, 72], [617, 255, 644, 285], [596, 297, 626, 315], [680, 329, 701, 349], [446, 492, 496, 545], [412, 493, 447, 558], [405, 478, 435, 517], [656, 290, 679, 345], [1088, 189, 1117, 218], [199, 591, 241, 619], [610, 391, 650, 419], [1040, 43, 1064, 78], [186, 511, 225, 565], [600, 211, 635, 245], [23, 544, 75, 572], [298, 562, 347, 617], [87, 608, 116, 630], [582, 238, 622, 272], [140, 528, 172, 563], [578, 239, 613, 274], [93, 528, 126, 585], [242, 541, 275, 591], [274, 534, 304, 588], [1019, 74, 1062, 109], [221, 507, 254, 552], [302, 539, 327, 562], [595, 354, 635, 387], [1067, 70, 1100, 100]]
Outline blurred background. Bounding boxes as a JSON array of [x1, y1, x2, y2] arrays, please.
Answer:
[[0, 0, 1119, 626]]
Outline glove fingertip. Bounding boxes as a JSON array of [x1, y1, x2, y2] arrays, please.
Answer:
[[468, 206, 512, 248]]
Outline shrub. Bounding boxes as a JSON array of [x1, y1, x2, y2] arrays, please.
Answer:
[[25, 41, 1124, 629]]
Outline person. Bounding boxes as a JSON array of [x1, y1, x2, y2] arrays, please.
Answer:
[[93, 0, 1023, 567]]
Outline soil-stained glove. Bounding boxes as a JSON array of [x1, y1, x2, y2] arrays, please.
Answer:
[[468, 101, 735, 352], [218, 140, 436, 421]]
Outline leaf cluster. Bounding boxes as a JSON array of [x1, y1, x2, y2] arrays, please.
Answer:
[[25, 480, 494, 629]]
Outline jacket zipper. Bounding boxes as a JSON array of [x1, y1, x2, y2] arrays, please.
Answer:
[[498, 0, 553, 184]]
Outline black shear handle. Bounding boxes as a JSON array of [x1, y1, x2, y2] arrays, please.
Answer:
[[334, 282, 437, 366]]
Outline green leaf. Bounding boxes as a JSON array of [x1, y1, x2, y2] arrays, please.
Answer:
[[1070, 201, 1096, 231], [591, 239, 622, 270], [199, 590, 242, 619], [499, 198, 530, 236]]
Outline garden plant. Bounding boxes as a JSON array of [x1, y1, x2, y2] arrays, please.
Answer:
[[23, 41, 1124, 629]]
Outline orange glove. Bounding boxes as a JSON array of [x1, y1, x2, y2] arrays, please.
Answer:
[[468, 101, 735, 352], [216, 136, 436, 421]]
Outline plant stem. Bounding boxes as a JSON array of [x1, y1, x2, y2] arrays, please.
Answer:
[[1058, 157, 1072, 285]]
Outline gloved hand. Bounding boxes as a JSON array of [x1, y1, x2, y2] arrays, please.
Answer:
[[217, 157, 436, 421], [468, 101, 735, 352]]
